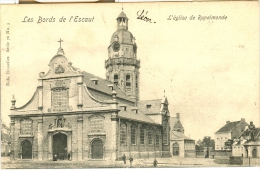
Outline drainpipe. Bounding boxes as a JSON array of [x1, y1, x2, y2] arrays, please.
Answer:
[[118, 118, 120, 160]]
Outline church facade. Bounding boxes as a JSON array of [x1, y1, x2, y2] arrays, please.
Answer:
[[9, 11, 171, 161]]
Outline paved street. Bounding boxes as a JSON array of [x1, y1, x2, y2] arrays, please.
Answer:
[[2, 156, 259, 169]]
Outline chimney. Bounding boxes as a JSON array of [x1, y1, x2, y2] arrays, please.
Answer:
[[241, 118, 245, 122], [226, 121, 230, 124], [176, 113, 180, 119]]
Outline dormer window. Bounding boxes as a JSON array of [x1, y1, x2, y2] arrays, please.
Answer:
[[119, 104, 127, 111], [146, 104, 151, 108], [90, 78, 98, 85], [107, 84, 114, 90], [131, 108, 138, 114]]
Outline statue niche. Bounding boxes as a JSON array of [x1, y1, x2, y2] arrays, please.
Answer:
[[49, 116, 71, 130]]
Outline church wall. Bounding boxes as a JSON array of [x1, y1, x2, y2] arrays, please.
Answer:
[[82, 112, 116, 160], [11, 116, 41, 160], [42, 77, 79, 114], [118, 119, 164, 160], [42, 81, 52, 113]]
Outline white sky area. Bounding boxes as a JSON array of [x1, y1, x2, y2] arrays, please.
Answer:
[[1, 2, 259, 141]]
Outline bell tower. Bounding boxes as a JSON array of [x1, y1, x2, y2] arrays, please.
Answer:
[[105, 11, 140, 105]]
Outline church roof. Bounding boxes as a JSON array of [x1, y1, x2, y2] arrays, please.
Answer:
[[138, 99, 162, 114], [118, 110, 158, 125], [81, 71, 134, 103], [171, 131, 194, 141], [170, 117, 178, 127], [216, 121, 242, 133], [117, 11, 128, 19]]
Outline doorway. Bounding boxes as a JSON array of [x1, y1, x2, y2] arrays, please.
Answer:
[[91, 139, 103, 159], [22, 140, 32, 159], [172, 142, 179, 156], [53, 133, 67, 160], [252, 148, 257, 158]]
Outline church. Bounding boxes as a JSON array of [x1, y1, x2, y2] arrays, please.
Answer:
[[9, 11, 171, 161]]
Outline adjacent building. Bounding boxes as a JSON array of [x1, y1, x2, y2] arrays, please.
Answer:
[[9, 11, 171, 161], [1, 122, 11, 156], [215, 118, 249, 150], [232, 121, 260, 158], [169, 113, 195, 157]]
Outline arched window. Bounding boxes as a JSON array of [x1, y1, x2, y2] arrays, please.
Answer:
[[140, 126, 145, 145], [148, 127, 153, 145], [156, 134, 159, 146], [131, 124, 136, 145], [126, 74, 131, 87], [136, 75, 138, 88], [120, 124, 127, 145], [163, 119, 168, 145], [114, 74, 118, 85], [89, 115, 104, 133]]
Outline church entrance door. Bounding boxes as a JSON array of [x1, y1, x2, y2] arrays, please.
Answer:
[[172, 142, 179, 156], [252, 148, 257, 158], [22, 140, 32, 159], [53, 133, 67, 160], [91, 139, 103, 159]]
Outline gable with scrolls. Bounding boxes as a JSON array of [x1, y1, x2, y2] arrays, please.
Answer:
[[39, 54, 83, 79]]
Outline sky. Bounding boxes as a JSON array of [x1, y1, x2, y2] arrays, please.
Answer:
[[1, 2, 259, 141]]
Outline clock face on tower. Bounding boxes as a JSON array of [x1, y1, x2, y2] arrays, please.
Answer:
[[112, 42, 120, 52]]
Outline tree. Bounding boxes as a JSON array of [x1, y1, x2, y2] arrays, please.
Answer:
[[196, 136, 215, 150], [224, 139, 233, 150]]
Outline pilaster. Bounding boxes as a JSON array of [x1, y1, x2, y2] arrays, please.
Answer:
[[38, 80, 43, 110], [37, 118, 43, 160], [10, 119, 15, 160], [77, 76, 83, 108], [111, 113, 118, 160], [77, 115, 83, 161]]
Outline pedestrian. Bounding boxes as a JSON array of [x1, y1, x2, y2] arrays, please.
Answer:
[[68, 153, 71, 161], [153, 158, 158, 167], [122, 154, 126, 164], [129, 157, 133, 168], [53, 154, 57, 161]]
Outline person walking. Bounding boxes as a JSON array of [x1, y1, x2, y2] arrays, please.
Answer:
[[122, 154, 126, 164], [129, 157, 133, 168], [153, 158, 158, 167]]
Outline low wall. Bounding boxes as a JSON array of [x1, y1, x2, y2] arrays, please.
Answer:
[[212, 150, 232, 158], [196, 150, 232, 158], [185, 151, 196, 157], [118, 151, 171, 160]]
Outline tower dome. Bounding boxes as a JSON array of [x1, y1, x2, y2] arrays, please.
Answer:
[[110, 30, 134, 45]]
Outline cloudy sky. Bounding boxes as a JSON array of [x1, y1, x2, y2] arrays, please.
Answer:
[[1, 2, 259, 141]]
